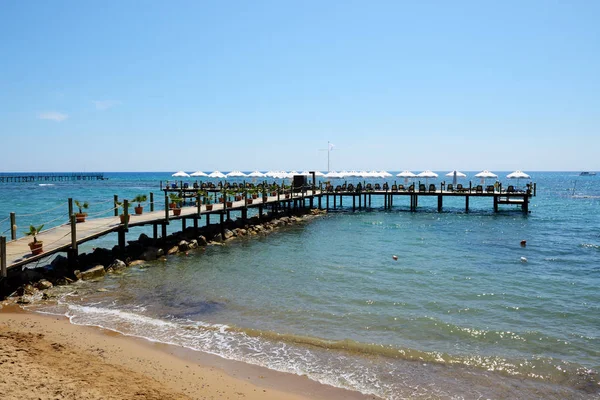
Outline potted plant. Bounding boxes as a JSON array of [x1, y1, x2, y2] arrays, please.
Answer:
[[169, 194, 183, 216], [205, 193, 214, 211], [249, 187, 259, 200], [168, 193, 181, 209], [116, 201, 131, 224], [270, 184, 278, 197], [25, 224, 44, 255], [225, 189, 236, 208], [133, 194, 147, 215], [74, 200, 89, 223]]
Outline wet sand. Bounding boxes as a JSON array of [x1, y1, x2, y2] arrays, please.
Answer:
[[0, 306, 376, 400]]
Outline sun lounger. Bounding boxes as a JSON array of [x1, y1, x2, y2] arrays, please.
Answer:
[[429, 184, 436, 193]]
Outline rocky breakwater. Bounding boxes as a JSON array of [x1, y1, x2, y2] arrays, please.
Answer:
[[1, 209, 326, 303]]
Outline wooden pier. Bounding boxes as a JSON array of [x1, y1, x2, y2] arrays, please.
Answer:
[[0, 173, 105, 183], [0, 181, 535, 278]]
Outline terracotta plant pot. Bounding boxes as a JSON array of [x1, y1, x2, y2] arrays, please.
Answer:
[[226, 201, 233, 208], [75, 213, 87, 223], [169, 203, 176, 209], [119, 214, 130, 224], [285, 194, 290, 199], [271, 192, 277, 196], [252, 194, 258, 199], [219, 197, 224, 203], [246, 199, 253, 204], [173, 208, 182, 216], [235, 196, 242, 201], [134, 206, 143, 215], [29, 241, 44, 255], [205, 204, 213, 211]]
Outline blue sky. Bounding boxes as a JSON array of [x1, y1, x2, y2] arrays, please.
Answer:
[[1, 0, 598, 172]]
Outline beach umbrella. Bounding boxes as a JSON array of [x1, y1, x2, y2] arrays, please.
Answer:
[[208, 170, 227, 179], [474, 170, 498, 185], [445, 170, 467, 185], [378, 170, 393, 178], [417, 170, 439, 185], [248, 170, 265, 178], [313, 171, 325, 177], [507, 170, 530, 187], [226, 170, 247, 178], [324, 171, 342, 179], [396, 170, 417, 184], [190, 171, 208, 177], [172, 171, 190, 177]]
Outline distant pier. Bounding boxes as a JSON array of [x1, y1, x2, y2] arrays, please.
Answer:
[[0, 173, 106, 183]]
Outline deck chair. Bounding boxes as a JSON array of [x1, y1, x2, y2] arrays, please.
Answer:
[[506, 185, 515, 193], [447, 183, 454, 192], [475, 185, 483, 193], [408, 184, 415, 192], [391, 184, 398, 192], [429, 184, 436, 193], [374, 183, 381, 190], [419, 184, 426, 192], [486, 185, 494, 193], [398, 184, 405, 191]]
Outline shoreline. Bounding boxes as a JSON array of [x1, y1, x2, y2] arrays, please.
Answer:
[[0, 305, 377, 400]]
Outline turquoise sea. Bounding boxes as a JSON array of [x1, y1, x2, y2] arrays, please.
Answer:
[[0, 172, 599, 399]]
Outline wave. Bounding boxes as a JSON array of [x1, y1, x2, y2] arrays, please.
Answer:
[[29, 301, 599, 399], [38, 183, 55, 186]]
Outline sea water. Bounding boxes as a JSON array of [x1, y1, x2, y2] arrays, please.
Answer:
[[1, 172, 598, 399]]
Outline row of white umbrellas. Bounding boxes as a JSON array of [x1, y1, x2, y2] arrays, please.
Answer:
[[172, 170, 531, 181]]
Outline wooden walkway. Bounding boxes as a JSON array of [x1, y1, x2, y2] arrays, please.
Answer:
[[0, 184, 535, 277], [1, 191, 319, 276]]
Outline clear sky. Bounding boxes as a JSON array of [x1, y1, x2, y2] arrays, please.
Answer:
[[1, 0, 598, 172]]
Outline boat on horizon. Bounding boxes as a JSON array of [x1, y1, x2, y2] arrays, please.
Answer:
[[580, 171, 596, 176]]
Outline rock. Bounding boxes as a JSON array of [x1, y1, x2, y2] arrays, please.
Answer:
[[108, 259, 127, 271], [189, 240, 198, 249], [22, 268, 45, 283], [35, 280, 53, 290], [197, 236, 208, 246], [140, 247, 160, 261], [167, 246, 179, 255], [17, 297, 30, 304], [178, 240, 190, 251], [138, 233, 152, 245], [74, 270, 82, 280], [128, 260, 145, 267], [255, 225, 264, 232], [80, 265, 106, 281], [54, 277, 70, 286], [213, 233, 223, 242], [223, 229, 234, 240], [156, 248, 164, 257]]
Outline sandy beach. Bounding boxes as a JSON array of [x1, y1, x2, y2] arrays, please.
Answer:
[[0, 306, 375, 400]]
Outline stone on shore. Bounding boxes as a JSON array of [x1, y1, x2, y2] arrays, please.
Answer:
[[178, 240, 190, 251], [108, 259, 127, 271], [80, 265, 106, 281], [167, 246, 179, 255], [35, 279, 53, 290], [141, 247, 160, 261]]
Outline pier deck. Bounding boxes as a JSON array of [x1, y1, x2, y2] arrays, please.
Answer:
[[1, 191, 318, 276], [1, 184, 534, 276]]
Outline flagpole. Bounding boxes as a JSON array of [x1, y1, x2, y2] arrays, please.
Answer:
[[327, 141, 330, 172]]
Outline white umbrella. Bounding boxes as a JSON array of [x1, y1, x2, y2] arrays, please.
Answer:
[[475, 170, 498, 185], [299, 170, 311, 176], [248, 170, 266, 177], [445, 170, 467, 185], [507, 170, 530, 187], [314, 171, 325, 177], [378, 170, 393, 178], [208, 170, 227, 179], [417, 170, 438, 185], [190, 171, 208, 177], [172, 171, 190, 177], [324, 171, 343, 179], [226, 170, 247, 178], [264, 170, 278, 178], [396, 170, 417, 184]]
